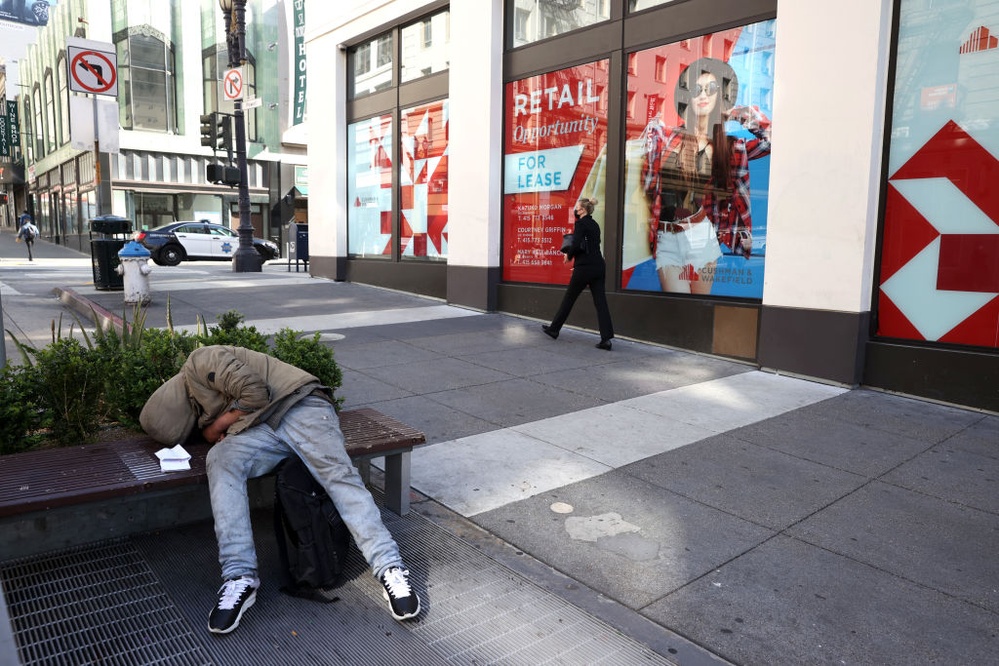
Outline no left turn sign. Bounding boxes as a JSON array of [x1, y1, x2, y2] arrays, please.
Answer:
[[223, 68, 244, 102], [67, 46, 118, 97]]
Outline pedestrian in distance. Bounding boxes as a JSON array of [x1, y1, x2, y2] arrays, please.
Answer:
[[140, 345, 421, 634], [542, 197, 615, 350], [16, 211, 39, 262]]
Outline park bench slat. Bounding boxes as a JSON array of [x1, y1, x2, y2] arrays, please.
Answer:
[[0, 408, 425, 519]]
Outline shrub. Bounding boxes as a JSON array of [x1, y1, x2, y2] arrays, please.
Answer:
[[96, 325, 196, 429], [272, 329, 344, 409], [0, 365, 46, 454], [200, 310, 269, 351], [1, 309, 346, 452], [30, 338, 107, 445]]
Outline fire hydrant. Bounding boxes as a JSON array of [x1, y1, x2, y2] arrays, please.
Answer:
[[116, 241, 153, 305]]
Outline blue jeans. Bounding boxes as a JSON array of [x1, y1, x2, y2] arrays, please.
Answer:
[[205, 395, 403, 582]]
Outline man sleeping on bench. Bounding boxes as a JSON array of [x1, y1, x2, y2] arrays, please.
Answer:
[[140, 345, 421, 634]]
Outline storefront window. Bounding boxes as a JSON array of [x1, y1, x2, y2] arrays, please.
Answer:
[[508, 0, 611, 48], [401, 9, 450, 83], [350, 33, 393, 98], [621, 20, 775, 298], [629, 0, 678, 12], [878, 0, 999, 349], [400, 100, 449, 260], [502, 60, 609, 284], [347, 114, 394, 258], [132, 192, 175, 230], [65, 191, 79, 237]]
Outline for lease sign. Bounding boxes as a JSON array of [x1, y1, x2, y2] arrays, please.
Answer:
[[502, 60, 608, 285]]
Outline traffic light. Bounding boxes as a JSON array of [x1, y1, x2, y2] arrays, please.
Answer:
[[200, 113, 218, 148], [217, 115, 232, 154], [206, 164, 241, 187], [200, 112, 230, 153]]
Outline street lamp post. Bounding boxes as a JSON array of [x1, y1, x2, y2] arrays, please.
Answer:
[[219, 0, 261, 272]]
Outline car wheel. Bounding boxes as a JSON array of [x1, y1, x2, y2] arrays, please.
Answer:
[[161, 244, 185, 266], [255, 246, 274, 262]]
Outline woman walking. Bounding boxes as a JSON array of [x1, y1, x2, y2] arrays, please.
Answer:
[[542, 197, 614, 350]]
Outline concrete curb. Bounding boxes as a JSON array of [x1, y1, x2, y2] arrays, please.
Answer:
[[54, 287, 125, 333]]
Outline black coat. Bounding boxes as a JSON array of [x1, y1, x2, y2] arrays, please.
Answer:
[[567, 214, 604, 269]]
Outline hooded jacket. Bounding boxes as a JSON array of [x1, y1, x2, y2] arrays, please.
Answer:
[[140, 345, 331, 445]]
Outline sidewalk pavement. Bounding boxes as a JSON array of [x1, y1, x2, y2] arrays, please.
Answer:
[[1, 230, 997, 665]]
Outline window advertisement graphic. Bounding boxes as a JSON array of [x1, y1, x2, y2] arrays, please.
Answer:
[[503, 60, 609, 284], [621, 21, 775, 298], [0, 0, 54, 27], [879, 1, 999, 349], [347, 114, 394, 258], [400, 99, 448, 260]]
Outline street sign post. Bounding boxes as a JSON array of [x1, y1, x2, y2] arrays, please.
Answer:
[[66, 38, 119, 217], [67, 44, 118, 97]]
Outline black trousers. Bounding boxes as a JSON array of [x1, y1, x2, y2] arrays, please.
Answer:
[[549, 262, 614, 341]]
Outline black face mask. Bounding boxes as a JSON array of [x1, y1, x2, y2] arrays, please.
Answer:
[[574, 210, 582, 220]]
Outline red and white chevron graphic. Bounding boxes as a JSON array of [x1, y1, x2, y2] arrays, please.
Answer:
[[879, 121, 999, 347]]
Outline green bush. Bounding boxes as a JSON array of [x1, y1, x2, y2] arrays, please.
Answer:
[[200, 310, 269, 351], [0, 365, 46, 454], [272, 329, 344, 410], [96, 326, 196, 429], [0, 309, 346, 453], [31, 338, 107, 445]]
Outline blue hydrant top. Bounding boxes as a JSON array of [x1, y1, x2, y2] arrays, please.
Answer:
[[118, 240, 151, 258]]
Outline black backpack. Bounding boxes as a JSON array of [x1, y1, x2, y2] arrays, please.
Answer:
[[273, 455, 353, 602]]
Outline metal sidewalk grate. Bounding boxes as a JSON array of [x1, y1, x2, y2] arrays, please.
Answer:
[[1, 540, 211, 666], [380, 512, 676, 665], [2, 503, 678, 665]]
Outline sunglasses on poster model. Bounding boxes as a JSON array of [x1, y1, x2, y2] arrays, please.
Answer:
[[692, 81, 720, 97]]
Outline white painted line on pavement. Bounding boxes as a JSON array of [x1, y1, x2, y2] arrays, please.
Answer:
[[407, 429, 612, 517], [408, 371, 848, 517], [621, 370, 846, 432], [152, 276, 318, 291], [170, 305, 481, 334]]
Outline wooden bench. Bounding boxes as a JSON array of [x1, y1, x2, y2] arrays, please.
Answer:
[[0, 407, 426, 520]]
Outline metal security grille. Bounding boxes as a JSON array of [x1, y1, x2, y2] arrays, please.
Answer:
[[1, 541, 211, 666], [2, 506, 678, 665]]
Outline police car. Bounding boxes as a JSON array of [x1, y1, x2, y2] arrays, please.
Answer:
[[134, 220, 280, 266]]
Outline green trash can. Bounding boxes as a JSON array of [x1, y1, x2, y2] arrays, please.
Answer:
[[89, 215, 132, 291]]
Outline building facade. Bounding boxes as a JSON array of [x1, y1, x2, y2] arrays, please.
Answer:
[[304, 0, 999, 413], [11, 0, 308, 252]]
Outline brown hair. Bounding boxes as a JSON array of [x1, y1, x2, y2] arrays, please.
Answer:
[[577, 198, 599, 215], [674, 57, 738, 190]]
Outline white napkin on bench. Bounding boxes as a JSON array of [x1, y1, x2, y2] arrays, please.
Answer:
[[154, 444, 192, 472]]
